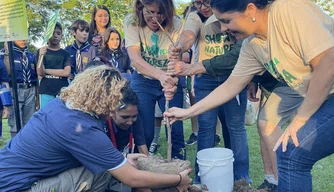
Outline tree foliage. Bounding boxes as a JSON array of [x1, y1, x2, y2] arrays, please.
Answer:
[[24, 0, 333, 48], [25, 0, 133, 46], [313, 0, 334, 16]]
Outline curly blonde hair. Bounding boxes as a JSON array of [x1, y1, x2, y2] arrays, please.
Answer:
[[60, 65, 126, 117]]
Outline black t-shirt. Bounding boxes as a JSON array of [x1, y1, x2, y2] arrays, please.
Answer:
[[37, 49, 71, 96]]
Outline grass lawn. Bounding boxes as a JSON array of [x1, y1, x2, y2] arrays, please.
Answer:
[[1, 119, 333, 191]]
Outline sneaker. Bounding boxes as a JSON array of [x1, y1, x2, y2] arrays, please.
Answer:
[[185, 133, 197, 145], [149, 143, 158, 155], [215, 134, 221, 146], [257, 179, 278, 192]]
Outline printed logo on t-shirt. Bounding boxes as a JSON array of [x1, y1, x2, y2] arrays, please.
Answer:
[[203, 33, 235, 59], [264, 57, 302, 88], [142, 33, 169, 70]]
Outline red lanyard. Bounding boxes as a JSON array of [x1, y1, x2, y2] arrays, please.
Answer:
[[107, 118, 133, 149]]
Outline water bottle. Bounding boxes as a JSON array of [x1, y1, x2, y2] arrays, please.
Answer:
[[0, 84, 13, 106]]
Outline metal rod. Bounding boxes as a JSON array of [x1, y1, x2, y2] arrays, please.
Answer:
[[8, 41, 22, 133]]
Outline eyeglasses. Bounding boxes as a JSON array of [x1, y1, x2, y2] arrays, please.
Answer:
[[192, 0, 210, 9], [143, 8, 164, 20]]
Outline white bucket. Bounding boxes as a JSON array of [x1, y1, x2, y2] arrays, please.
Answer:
[[197, 148, 234, 192]]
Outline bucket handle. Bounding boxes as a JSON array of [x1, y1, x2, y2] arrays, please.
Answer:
[[197, 161, 227, 177]]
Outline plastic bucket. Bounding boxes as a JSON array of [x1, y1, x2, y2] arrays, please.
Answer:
[[197, 148, 234, 192]]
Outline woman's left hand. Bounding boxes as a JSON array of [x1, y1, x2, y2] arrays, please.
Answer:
[[126, 153, 147, 167], [274, 116, 308, 152]]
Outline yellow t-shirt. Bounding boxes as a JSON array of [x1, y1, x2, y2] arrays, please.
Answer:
[[232, 0, 334, 97], [124, 13, 182, 72], [184, 12, 236, 63]]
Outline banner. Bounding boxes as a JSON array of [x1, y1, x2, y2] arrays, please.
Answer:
[[0, 0, 29, 42], [42, 10, 59, 45]]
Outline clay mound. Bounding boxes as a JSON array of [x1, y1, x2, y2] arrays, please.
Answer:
[[137, 156, 191, 192]]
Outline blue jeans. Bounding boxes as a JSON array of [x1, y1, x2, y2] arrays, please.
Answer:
[[194, 74, 250, 183], [276, 95, 334, 192], [131, 72, 186, 159]]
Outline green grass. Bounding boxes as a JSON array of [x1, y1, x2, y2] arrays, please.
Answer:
[[1, 119, 333, 191], [157, 120, 334, 191]]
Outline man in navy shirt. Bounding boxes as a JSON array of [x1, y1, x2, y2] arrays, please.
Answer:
[[0, 40, 38, 138], [0, 65, 191, 192]]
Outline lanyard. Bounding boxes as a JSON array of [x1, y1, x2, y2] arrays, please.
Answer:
[[107, 118, 133, 149]]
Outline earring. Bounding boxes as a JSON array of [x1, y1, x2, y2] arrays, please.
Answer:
[[252, 17, 256, 22]]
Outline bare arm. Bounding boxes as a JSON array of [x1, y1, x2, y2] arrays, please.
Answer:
[[3, 43, 10, 74], [165, 75, 254, 123], [36, 47, 47, 77], [176, 30, 197, 53], [188, 75, 253, 117], [274, 47, 334, 152], [109, 160, 191, 190], [168, 61, 206, 76], [169, 30, 196, 60], [137, 145, 149, 156], [295, 47, 334, 121], [45, 66, 71, 77]]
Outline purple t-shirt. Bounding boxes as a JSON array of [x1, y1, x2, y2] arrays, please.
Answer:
[[0, 98, 125, 191]]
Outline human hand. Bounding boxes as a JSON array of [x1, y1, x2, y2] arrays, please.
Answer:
[[39, 46, 48, 56], [273, 116, 308, 152], [167, 61, 192, 76], [127, 153, 147, 167], [3, 107, 10, 119], [159, 74, 178, 89], [247, 82, 259, 102], [163, 84, 177, 101], [164, 107, 191, 124], [168, 44, 183, 60], [176, 169, 192, 192]]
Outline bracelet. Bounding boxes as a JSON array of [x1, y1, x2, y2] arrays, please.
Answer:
[[175, 174, 182, 187]]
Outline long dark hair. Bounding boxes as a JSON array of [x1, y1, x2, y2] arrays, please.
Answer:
[[88, 5, 111, 43], [210, 0, 270, 13], [100, 27, 123, 56], [134, 0, 176, 31]]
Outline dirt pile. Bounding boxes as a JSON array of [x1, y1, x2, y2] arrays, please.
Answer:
[[137, 156, 191, 192]]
